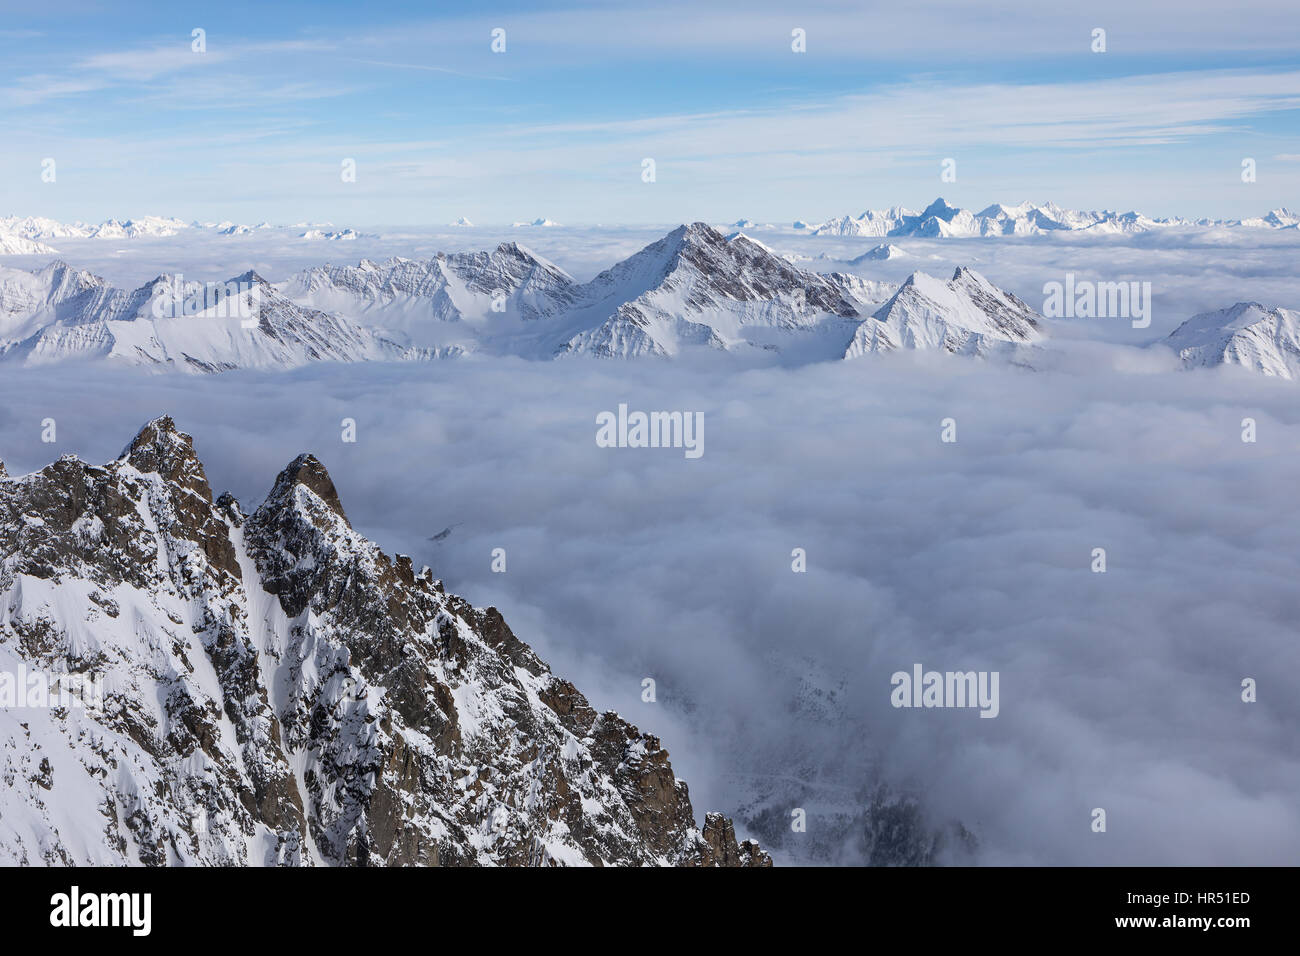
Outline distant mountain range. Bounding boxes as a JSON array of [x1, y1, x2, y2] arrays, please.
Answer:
[[0, 224, 900, 368], [0, 232, 56, 255], [0, 216, 367, 248], [4, 201, 1297, 252], [800, 198, 1300, 237], [0, 220, 1294, 379]]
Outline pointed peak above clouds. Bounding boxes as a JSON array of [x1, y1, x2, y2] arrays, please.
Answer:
[[919, 197, 962, 221], [1167, 302, 1300, 379], [120, 415, 201, 474], [847, 243, 908, 263], [845, 267, 1041, 360], [261, 452, 351, 526]]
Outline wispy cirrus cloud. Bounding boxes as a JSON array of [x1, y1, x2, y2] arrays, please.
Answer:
[[1, 3, 1297, 223]]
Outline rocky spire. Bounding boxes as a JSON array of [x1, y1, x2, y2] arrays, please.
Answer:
[[118, 415, 238, 578], [261, 453, 350, 526], [120, 416, 209, 490]]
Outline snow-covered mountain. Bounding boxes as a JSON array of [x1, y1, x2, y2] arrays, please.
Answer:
[[0, 260, 114, 341], [844, 267, 1042, 359], [286, 225, 896, 360], [0, 216, 191, 241], [847, 243, 909, 263], [300, 228, 362, 241], [0, 416, 770, 866], [1166, 302, 1300, 379], [89, 216, 190, 239], [0, 233, 58, 255], [216, 222, 274, 236], [18, 219, 1298, 376], [0, 216, 92, 241], [557, 223, 885, 358], [0, 265, 420, 372], [280, 244, 581, 353], [805, 199, 1299, 238], [0, 222, 1022, 369], [0, 215, 368, 242], [1239, 207, 1300, 229]]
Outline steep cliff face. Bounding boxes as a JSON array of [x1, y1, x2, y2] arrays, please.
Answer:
[[0, 417, 769, 867]]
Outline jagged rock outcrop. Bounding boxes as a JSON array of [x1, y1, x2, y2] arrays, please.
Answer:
[[0, 416, 770, 867]]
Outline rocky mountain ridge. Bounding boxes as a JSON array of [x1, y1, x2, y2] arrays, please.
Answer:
[[0, 417, 770, 866]]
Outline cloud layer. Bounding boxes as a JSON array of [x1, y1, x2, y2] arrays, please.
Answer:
[[1, 329, 1297, 863]]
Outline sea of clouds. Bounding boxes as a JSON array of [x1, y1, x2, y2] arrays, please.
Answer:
[[0, 227, 1297, 865]]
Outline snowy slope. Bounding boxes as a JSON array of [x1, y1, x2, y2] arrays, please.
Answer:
[[1166, 302, 1300, 379], [845, 267, 1042, 359], [556, 223, 876, 358], [280, 244, 580, 353], [0, 269, 418, 372], [0, 215, 367, 242], [0, 261, 109, 342], [0, 216, 191, 241], [0, 216, 93, 241], [87, 217, 189, 239], [0, 417, 770, 867], [847, 244, 909, 263], [0, 233, 59, 255]]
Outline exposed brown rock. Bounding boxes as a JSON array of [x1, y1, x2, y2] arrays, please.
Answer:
[[0, 416, 767, 867]]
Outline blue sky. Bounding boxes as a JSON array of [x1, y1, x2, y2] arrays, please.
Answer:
[[2, 0, 1298, 225]]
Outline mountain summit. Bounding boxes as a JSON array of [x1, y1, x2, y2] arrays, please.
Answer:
[[1166, 302, 1300, 379], [557, 222, 877, 358], [844, 267, 1042, 359]]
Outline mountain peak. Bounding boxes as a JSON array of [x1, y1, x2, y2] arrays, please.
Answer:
[[119, 415, 202, 477], [494, 239, 546, 262], [1167, 301, 1300, 379], [676, 221, 725, 244], [920, 197, 961, 221], [495, 240, 527, 255], [951, 265, 991, 285], [232, 268, 270, 286], [267, 452, 349, 525], [848, 267, 1041, 361], [898, 269, 936, 289]]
